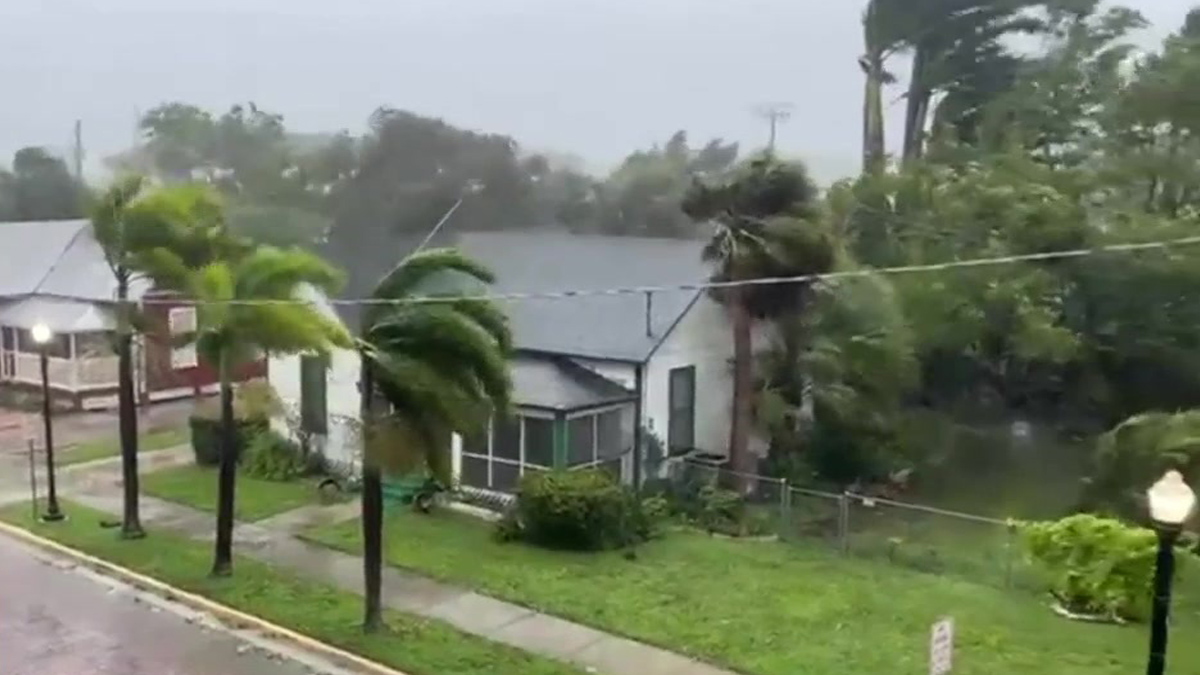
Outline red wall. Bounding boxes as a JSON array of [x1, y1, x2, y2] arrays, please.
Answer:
[[140, 291, 267, 397]]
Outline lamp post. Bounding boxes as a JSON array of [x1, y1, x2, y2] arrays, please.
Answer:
[[1145, 470, 1195, 675], [31, 323, 64, 522]]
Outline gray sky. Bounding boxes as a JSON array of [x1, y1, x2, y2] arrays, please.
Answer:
[[0, 0, 1193, 183]]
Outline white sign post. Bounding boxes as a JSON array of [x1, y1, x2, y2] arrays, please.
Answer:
[[929, 617, 954, 675]]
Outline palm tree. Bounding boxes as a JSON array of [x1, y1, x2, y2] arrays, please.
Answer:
[[90, 177, 235, 539], [171, 246, 352, 575], [861, 0, 1052, 170], [683, 156, 836, 482], [357, 248, 512, 631]]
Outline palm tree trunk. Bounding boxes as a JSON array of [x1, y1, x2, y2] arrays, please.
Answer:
[[211, 353, 236, 577], [902, 44, 931, 164], [728, 288, 755, 486], [359, 356, 384, 633], [862, 50, 887, 174], [116, 276, 144, 539]]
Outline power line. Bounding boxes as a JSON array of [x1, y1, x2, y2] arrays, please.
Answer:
[[142, 233, 1200, 307]]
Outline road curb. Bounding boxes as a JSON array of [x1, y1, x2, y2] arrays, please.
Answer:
[[0, 519, 408, 675]]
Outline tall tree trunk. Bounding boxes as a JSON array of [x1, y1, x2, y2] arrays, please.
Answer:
[[728, 288, 755, 486], [116, 276, 144, 539], [902, 44, 932, 164], [359, 356, 384, 633], [210, 353, 236, 577], [861, 50, 887, 174]]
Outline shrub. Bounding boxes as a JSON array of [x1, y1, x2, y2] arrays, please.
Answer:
[[189, 380, 279, 466], [510, 469, 646, 551], [1021, 514, 1185, 622], [243, 430, 306, 482], [697, 485, 746, 534], [188, 416, 266, 466]]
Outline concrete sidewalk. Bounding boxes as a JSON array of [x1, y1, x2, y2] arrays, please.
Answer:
[[26, 470, 737, 675]]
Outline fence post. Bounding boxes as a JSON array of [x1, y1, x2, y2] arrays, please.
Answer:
[[1004, 520, 1017, 589], [838, 491, 850, 556], [779, 478, 790, 541], [28, 438, 39, 520]]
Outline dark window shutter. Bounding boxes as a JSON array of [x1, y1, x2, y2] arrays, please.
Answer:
[[299, 355, 328, 434], [668, 366, 696, 453]]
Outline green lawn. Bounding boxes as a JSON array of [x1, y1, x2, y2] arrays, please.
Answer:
[[0, 502, 583, 675], [142, 464, 316, 522], [61, 427, 189, 467], [304, 509, 1200, 675]]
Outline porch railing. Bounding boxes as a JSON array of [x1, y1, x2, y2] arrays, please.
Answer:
[[5, 352, 119, 391]]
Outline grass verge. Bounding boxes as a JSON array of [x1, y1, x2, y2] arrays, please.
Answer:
[[142, 464, 318, 522], [0, 501, 584, 675], [61, 427, 189, 466], [304, 509, 1200, 675]]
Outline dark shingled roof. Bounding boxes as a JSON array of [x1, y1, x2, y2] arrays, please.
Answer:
[[512, 355, 636, 412], [325, 229, 709, 363], [456, 231, 707, 362]]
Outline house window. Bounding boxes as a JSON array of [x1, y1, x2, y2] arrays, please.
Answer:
[[458, 413, 554, 494], [668, 366, 696, 453], [15, 329, 70, 358], [74, 331, 115, 358], [168, 307, 198, 369], [565, 407, 630, 483], [299, 355, 328, 435]]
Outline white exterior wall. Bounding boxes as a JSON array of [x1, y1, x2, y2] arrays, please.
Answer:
[[270, 345, 363, 471], [644, 296, 735, 458], [267, 290, 364, 472]]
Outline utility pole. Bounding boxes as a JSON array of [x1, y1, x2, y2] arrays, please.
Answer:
[[754, 103, 794, 153], [72, 119, 84, 182]]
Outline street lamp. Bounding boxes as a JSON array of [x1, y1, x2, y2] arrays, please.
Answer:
[[31, 322, 64, 522], [1145, 470, 1195, 675]]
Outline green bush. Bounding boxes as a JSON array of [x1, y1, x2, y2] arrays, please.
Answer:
[[188, 417, 267, 467], [243, 430, 306, 482], [1021, 514, 1183, 622], [697, 485, 746, 534], [509, 469, 647, 551], [189, 380, 280, 467]]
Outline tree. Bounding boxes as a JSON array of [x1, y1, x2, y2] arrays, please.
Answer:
[[170, 246, 351, 575], [0, 147, 86, 220], [760, 270, 918, 483], [356, 248, 513, 630], [90, 178, 240, 539], [585, 131, 740, 238], [683, 155, 836, 479]]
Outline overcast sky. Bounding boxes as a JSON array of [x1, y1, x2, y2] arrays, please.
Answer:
[[0, 0, 1193, 183]]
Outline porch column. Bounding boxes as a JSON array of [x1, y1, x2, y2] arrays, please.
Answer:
[[552, 412, 568, 469], [69, 333, 79, 390]]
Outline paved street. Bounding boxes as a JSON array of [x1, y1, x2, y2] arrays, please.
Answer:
[[0, 533, 316, 675]]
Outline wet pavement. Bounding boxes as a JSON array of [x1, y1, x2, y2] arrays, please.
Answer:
[[0, 399, 196, 456], [0, 534, 316, 675]]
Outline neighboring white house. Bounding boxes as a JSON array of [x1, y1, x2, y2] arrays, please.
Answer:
[[269, 229, 750, 493]]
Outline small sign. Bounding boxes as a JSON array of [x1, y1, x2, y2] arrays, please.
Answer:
[[930, 617, 954, 675]]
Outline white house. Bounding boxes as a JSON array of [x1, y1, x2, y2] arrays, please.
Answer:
[[269, 229, 749, 493], [0, 219, 265, 410]]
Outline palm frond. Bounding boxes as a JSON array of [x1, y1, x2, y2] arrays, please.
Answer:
[[365, 248, 495, 328], [234, 246, 345, 300]]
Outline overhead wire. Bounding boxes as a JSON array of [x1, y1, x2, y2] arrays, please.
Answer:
[[141, 233, 1200, 307]]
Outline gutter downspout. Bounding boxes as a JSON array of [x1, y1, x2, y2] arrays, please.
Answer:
[[632, 361, 644, 494]]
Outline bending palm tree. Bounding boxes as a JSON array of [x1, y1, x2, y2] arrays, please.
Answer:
[[683, 156, 835, 481], [175, 246, 352, 575], [358, 248, 512, 631], [90, 177, 238, 539]]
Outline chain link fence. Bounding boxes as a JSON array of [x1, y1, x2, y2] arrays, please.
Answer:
[[662, 458, 1037, 591]]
